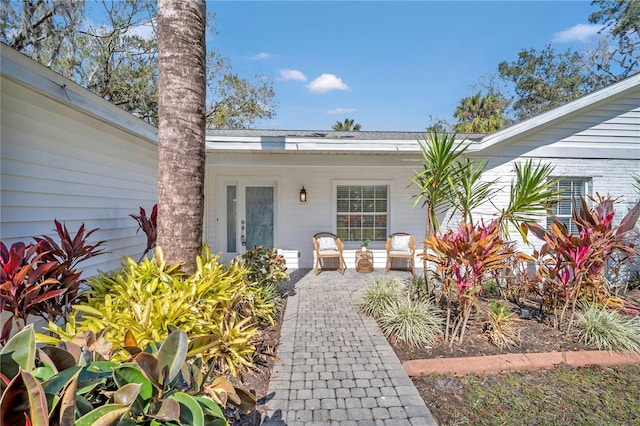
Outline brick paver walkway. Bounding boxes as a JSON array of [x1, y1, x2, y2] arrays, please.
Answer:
[[262, 269, 437, 425]]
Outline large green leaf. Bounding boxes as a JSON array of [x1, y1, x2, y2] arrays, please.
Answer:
[[38, 346, 77, 372], [0, 326, 36, 379], [157, 330, 188, 386], [192, 395, 226, 420], [132, 352, 160, 389], [48, 372, 79, 426], [114, 364, 154, 415], [32, 365, 56, 382], [43, 366, 81, 395], [75, 395, 94, 418], [149, 398, 180, 423], [74, 404, 130, 426], [113, 383, 141, 406], [168, 392, 205, 426], [0, 370, 49, 426], [113, 365, 153, 401]]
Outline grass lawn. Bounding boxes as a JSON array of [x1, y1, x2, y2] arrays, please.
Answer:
[[414, 363, 640, 425]]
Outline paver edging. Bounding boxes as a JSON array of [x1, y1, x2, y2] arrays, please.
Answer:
[[402, 350, 640, 376]]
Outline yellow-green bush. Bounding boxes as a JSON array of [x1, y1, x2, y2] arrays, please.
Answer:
[[57, 246, 274, 375]]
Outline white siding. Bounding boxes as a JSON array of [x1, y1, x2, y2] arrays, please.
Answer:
[[1, 72, 158, 276], [205, 154, 426, 269], [481, 90, 640, 160], [472, 157, 640, 252]]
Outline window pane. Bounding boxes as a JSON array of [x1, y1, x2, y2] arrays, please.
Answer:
[[363, 199, 375, 212], [363, 186, 375, 198], [337, 199, 349, 212], [375, 186, 387, 198], [337, 186, 350, 198], [547, 178, 589, 235], [336, 185, 388, 242], [375, 199, 387, 212]]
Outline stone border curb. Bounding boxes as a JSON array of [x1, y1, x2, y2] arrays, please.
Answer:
[[403, 350, 640, 376]]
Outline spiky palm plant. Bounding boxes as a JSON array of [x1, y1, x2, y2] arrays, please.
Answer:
[[448, 158, 499, 225], [501, 159, 560, 238]]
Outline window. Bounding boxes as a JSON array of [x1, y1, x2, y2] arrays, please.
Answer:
[[548, 178, 590, 234], [336, 185, 388, 242]]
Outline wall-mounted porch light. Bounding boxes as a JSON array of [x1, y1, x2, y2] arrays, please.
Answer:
[[299, 186, 307, 203]]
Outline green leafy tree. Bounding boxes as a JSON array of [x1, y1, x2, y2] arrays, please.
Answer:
[[498, 45, 593, 121], [589, 0, 640, 82], [332, 118, 362, 131], [0, 0, 276, 128], [425, 114, 451, 134], [0, 0, 84, 65], [157, 0, 206, 272], [453, 91, 509, 133]]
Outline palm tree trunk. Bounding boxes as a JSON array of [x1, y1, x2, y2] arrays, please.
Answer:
[[157, 0, 206, 272]]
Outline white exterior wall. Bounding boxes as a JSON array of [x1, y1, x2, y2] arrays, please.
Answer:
[[468, 85, 639, 251], [205, 153, 426, 269], [1, 48, 158, 276]]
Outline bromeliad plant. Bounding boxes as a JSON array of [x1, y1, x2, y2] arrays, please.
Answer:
[[524, 195, 640, 330], [0, 221, 105, 344], [1, 326, 255, 425], [424, 219, 516, 347], [57, 246, 268, 376], [484, 300, 520, 350]]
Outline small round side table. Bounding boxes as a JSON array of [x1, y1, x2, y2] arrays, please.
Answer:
[[355, 250, 374, 273]]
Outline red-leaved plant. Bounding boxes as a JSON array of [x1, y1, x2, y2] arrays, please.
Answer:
[[0, 221, 105, 344], [424, 219, 516, 347], [524, 195, 640, 330], [130, 204, 157, 262]]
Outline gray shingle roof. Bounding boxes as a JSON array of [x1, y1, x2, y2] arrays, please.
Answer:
[[206, 129, 485, 141]]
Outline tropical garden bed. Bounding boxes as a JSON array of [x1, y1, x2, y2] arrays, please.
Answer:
[[0, 214, 293, 425]]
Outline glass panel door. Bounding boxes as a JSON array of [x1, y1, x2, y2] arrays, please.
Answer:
[[245, 186, 274, 249], [226, 185, 237, 252]]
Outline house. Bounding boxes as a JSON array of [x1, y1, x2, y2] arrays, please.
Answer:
[[2, 44, 639, 274]]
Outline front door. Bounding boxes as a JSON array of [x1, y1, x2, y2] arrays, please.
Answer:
[[222, 181, 275, 260]]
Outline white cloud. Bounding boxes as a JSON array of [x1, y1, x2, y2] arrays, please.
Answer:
[[248, 52, 273, 60], [327, 107, 357, 115], [307, 74, 350, 93], [552, 23, 601, 43], [127, 21, 155, 40], [279, 69, 307, 82]]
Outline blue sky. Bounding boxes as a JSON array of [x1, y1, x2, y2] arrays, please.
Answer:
[[207, 1, 606, 131]]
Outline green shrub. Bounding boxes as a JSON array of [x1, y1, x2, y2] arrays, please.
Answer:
[[235, 245, 289, 287], [358, 277, 403, 319], [59, 246, 260, 375], [575, 303, 640, 354], [484, 300, 520, 350], [2, 326, 254, 425], [407, 275, 431, 302], [248, 283, 283, 326], [378, 299, 444, 347]]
